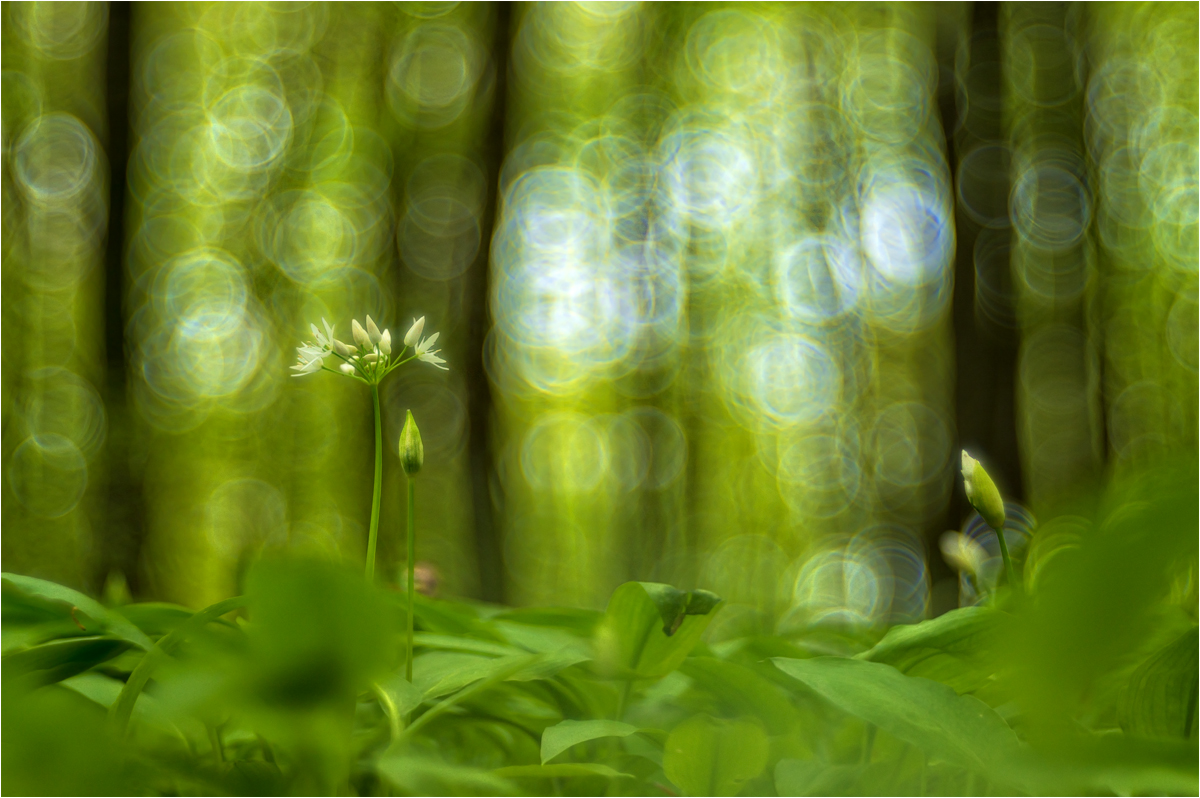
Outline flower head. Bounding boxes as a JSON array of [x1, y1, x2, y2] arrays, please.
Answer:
[[291, 314, 448, 383]]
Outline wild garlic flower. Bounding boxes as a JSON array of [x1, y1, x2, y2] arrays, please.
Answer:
[[291, 314, 449, 384]]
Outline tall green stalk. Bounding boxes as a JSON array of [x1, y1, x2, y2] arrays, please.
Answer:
[[366, 384, 382, 581], [399, 409, 424, 685], [406, 479, 415, 683]]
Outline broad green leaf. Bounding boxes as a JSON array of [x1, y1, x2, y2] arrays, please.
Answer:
[[495, 763, 632, 780], [3, 636, 131, 687], [857, 606, 1007, 694], [596, 582, 722, 679], [2, 573, 153, 651], [663, 713, 768, 796], [541, 718, 640, 764], [678, 657, 799, 734], [773, 657, 1020, 777], [859, 606, 1005, 664], [1119, 626, 1199, 739], [414, 651, 514, 698]]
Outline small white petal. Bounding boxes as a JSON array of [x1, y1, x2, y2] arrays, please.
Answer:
[[418, 350, 448, 370], [416, 331, 440, 355]]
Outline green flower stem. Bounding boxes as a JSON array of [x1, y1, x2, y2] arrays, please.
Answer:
[[406, 478, 416, 683], [993, 523, 1020, 596], [366, 383, 383, 582]]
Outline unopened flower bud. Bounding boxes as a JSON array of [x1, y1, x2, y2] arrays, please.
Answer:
[[351, 319, 371, 349], [404, 316, 425, 348], [379, 329, 392, 356], [365, 315, 383, 345], [400, 410, 423, 477], [332, 338, 353, 357], [339, 363, 355, 375], [363, 353, 379, 363], [962, 451, 1005, 530]]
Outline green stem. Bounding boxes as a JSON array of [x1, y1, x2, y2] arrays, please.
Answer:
[[994, 524, 1020, 596], [370, 682, 401, 745], [366, 384, 382, 582], [406, 478, 416, 683]]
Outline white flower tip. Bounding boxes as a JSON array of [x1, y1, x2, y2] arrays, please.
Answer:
[[339, 363, 355, 375], [365, 315, 383, 344], [351, 319, 371, 348], [404, 316, 426, 348], [379, 329, 392, 356]]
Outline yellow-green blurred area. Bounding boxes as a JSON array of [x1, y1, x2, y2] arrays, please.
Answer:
[[1, 2, 1196, 631]]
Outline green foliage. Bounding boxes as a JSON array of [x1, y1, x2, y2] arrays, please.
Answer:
[[663, 713, 769, 796], [540, 719, 641, 764], [1119, 627, 1199, 740], [3, 465, 1198, 797], [773, 657, 1020, 780]]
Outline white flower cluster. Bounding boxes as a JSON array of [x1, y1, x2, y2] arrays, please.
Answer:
[[291, 315, 447, 384]]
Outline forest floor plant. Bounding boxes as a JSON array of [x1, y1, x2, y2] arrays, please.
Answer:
[[2, 386, 1196, 795]]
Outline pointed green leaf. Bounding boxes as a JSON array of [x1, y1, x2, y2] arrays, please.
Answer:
[[541, 718, 641, 764], [773, 657, 1020, 777], [3, 636, 131, 687], [858, 606, 1008, 693], [2, 573, 153, 651]]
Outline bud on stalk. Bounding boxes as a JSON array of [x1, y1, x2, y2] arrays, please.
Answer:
[[400, 410, 424, 478]]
